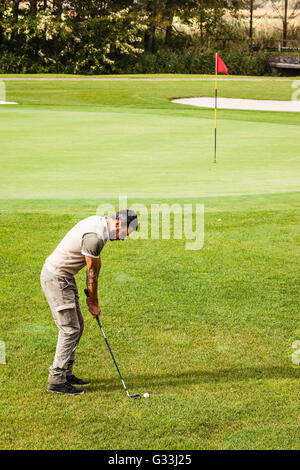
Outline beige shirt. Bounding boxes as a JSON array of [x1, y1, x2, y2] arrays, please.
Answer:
[[45, 216, 109, 277]]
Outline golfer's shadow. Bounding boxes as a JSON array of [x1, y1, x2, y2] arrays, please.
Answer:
[[90, 366, 299, 392]]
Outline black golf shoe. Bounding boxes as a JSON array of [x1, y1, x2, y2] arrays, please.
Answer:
[[66, 374, 90, 386], [47, 382, 84, 395]]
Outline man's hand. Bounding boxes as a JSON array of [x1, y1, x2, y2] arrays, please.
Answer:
[[86, 297, 101, 318]]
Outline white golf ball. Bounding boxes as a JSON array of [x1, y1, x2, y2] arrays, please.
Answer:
[[143, 393, 150, 398]]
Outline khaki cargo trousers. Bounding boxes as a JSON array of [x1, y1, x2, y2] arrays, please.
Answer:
[[40, 264, 84, 385]]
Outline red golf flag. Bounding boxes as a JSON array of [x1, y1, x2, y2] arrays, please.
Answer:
[[216, 53, 228, 74], [214, 53, 228, 163]]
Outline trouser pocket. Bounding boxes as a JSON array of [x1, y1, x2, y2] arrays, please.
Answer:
[[55, 303, 77, 327]]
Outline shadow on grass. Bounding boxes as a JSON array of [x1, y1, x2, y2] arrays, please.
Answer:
[[88, 366, 300, 392]]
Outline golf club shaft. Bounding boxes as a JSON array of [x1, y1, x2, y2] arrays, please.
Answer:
[[84, 289, 130, 397], [96, 317, 130, 396]]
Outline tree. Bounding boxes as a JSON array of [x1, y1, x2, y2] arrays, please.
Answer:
[[249, 0, 254, 40], [179, 0, 243, 44], [53, 0, 63, 16], [271, 0, 300, 46], [283, 0, 288, 44], [133, 0, 159, 53], [133, 0, 193, 51], [12, 0, 20, 23], [29, 0, 37, 15], [164, 0, 175, 46], [0, 1, 8, 44]]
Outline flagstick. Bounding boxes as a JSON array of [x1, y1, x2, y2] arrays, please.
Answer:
[[214, 53, 218, 164]]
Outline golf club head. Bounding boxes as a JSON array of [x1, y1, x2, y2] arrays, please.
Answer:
[[130, 394, 141, 399]]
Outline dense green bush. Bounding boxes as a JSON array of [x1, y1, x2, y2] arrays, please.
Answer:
[[0, 1, 294, 76], [0, 7, 147, 75], [0, 46, 271, 75], [117, 48, 271, 76]]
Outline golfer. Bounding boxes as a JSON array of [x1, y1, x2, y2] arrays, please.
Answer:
[[41, 209, 138, 395]]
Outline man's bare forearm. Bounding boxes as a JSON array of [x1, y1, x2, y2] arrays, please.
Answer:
[[85, 257, 101, 301], [86, 267, 98, 299]]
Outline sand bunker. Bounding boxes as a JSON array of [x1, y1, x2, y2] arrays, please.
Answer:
[[172, 97, 300, 112]]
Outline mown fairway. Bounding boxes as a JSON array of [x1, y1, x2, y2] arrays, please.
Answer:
[[0, 76, 299, 450]]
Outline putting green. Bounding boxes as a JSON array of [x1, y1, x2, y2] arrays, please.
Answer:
[[0, 105, 299, 198]]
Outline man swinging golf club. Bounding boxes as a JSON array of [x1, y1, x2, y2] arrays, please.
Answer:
[[41, 209, 138, 395]]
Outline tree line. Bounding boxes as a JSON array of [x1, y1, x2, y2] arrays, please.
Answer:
[[0, 1, 298, 74]]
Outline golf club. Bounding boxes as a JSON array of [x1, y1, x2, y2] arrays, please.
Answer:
[[84, 289, 141, 399]]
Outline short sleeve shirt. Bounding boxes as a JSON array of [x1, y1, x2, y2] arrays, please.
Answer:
[[81, 233, 105, 258], [45, 216, 109, 277]]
